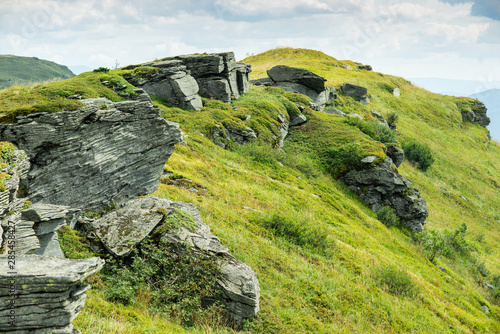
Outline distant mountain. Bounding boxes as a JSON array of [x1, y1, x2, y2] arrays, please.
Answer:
[[409, 77, 500, 97], [0, 55, 75, 89], [471, 89, 500, 141]]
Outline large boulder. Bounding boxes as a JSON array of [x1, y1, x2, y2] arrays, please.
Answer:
[[0, 255, 104, 334], [267, 65, 326, 93], [0, 97, 181, 210], [339, 157, 428, 231], [84, 196, 260, 322], [462, 100, 490, 127], [251, 65, 336, 111], [341, 83, 368, 97]]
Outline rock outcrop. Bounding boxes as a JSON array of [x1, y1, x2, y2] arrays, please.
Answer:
[[84, 196, 260, 322], [0, 255, 104, 334], [0, 97, 181, 210], [125, 52, 251, 109], [462, 100, 490, 127], [250, 65, 336, 111], [339, 157, 428, 231], [341, 83, 368, 97]]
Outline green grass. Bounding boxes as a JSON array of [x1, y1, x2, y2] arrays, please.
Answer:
[[6, 47, 500, 333], [0, 55, 75, 90]]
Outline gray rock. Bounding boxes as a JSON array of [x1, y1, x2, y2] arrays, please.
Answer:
[[361, 156, 378, 164], [225, 125, 257, 145], [0, 255, 104, 334], [359, 96, 371, 105], [90, 196, 171, 257], [250, 78, 275, 87], [462, 101, 490, 127], [0, 99, 181, 211], [235, 63, 252, 95], [289, 114, 307, 127], [371, 110, 383, 119], [485, 282, 494, 290], [339, 157, 428, 231], [35, 231, 64, 258], [393, 88, 400, 97], [438, 266, 447, 273], [1, 216, 40, 254], [197, 76, 232, 104], [348, 113, 363, 120], [326, 108, 346, 116], [358, 65, 373, 71], [267, 65, 326, 93], [481, 305, 489, 314], [386, 145, 404, 168], [341, 83, 368, 97]]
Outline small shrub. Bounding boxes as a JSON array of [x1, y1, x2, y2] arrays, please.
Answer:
[[93, 67, 110, 73], [402, 140, 434, 171], [374, 265, 418, 297], [105, 239, 225, 327], [387, 111, 399, 126], [346, 117, 397, 144], [376, 206, 400, 227], [325, 142, 364, 177]]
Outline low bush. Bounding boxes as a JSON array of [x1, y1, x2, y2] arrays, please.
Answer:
[[346, 117, 397, 144], [104, 239, 225, 327], [376, 206, 400, 228], [402, 140, 435, 171], [387, 111, 399, 126], [374, 265, 418, 297], [325, 142, 364, 177]]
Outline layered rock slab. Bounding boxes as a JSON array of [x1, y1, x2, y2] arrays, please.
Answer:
[[0, 97, 181, 210], [0, 255, 104, 334]]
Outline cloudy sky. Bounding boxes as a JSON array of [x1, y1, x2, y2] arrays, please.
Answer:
[[1, 0, 499, 87]]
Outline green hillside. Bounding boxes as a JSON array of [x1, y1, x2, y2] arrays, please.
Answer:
[[2, 48, 500, 333], [0, 55, 75, 90]]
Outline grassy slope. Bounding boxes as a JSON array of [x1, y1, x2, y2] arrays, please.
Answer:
[[0, 55, 75, 89], [6, 48, 499, 333]]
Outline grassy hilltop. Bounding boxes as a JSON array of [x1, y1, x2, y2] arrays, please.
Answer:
[[0, 55, 75, 90], [2, 48, 500, 333]]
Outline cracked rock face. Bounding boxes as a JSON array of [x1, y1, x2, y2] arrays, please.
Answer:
[[0, 255, 104, 334], [0, 97, 181, 210], [339, 157, 428, 231]]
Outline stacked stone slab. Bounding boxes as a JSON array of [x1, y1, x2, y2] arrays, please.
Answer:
[[0, 255, 104, 334], [250, 65, 336, 111], [0, 97, 181, 210], [84, 196, 260, 322], [127, 52, 252, 109]]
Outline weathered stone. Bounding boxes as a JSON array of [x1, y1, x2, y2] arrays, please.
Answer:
[[358, 65, 373, 71], [481, 305, 489, 314], [386, 145, 404, 168], [90, 196, 170, 257], [393, 88, 400, 97], [361, 156, 378, 164], [289, 114, 307, 127], [326, 108, 346, 116], [235, 63, 252, 95], [0, 255, 104, 334], [35, 231, 64, 258], [0, 98, 182, 210], [197, 76, 232, 104], [341, 83, 368, 97], [339, 157, 428, 231], [267, 65, 326, 93], [371, 110, 383, 119], [348, 113, 363, 120], [249, 78, 274, 87], [462, 101, 490, 128], [225, 125, 257, 145], [1, 216, 39, 254]]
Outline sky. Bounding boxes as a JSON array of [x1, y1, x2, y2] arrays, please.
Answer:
[[1, 0, 499, 89]]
